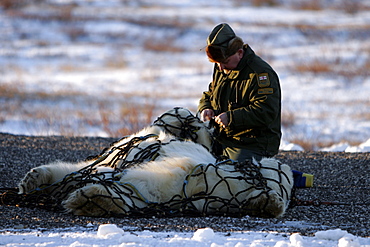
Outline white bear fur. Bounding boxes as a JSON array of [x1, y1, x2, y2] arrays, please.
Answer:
[[18, 108, 293, 218]]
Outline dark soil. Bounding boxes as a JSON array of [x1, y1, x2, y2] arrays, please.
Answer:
[[1, 133, 369, 237]]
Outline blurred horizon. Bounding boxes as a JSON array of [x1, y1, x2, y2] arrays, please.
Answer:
[[1, 0, 370, 151]]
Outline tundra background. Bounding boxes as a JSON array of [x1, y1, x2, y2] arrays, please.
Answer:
[[1, 0, 370, 151], [1, 1, 370, 245]]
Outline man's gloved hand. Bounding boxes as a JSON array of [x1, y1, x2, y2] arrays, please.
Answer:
[[215, 112, 229, 128], [200, 109, 215, 122]]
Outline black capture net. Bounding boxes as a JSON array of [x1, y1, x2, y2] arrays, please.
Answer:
[[1, 108, 291, 218]]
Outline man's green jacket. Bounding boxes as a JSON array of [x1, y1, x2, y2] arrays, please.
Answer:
[[198, 45, 282, 157]]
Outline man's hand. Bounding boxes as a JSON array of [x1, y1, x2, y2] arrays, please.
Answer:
[[215, 112, 229, 128], [200, 109, 215, 122]]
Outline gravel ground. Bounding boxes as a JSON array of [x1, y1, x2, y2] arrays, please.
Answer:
[[1, 133, 370, 237]]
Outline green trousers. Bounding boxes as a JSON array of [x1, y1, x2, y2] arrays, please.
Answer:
[[223, 146, 268, 163]]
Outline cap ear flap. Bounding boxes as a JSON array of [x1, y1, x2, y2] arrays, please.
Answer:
[[205, 45, 227, 63]]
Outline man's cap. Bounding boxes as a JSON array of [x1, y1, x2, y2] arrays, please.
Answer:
[[207, 23, 236, 48]]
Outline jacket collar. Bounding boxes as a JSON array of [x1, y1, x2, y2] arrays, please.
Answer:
[[234, 44, 255, 71]]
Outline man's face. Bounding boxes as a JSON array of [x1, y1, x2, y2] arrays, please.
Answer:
[[216, 49, 243, 74]]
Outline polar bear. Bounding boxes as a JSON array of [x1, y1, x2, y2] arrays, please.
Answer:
[[18, 107, 293, 218]]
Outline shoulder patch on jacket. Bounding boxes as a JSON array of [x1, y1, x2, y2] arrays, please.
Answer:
[[257, 73, 270, 87], [258, 88, 273, 94]]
